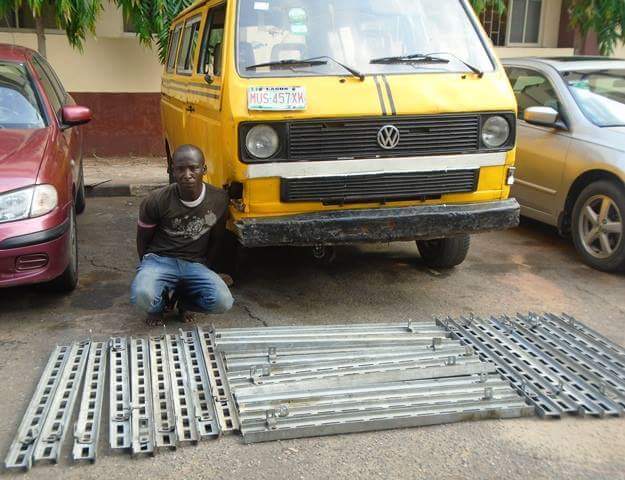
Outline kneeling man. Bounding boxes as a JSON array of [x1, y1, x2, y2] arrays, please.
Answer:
[[131, 145, 233, 326]]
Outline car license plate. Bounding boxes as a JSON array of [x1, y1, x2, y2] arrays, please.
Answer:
[[247, 86, 307, 111]]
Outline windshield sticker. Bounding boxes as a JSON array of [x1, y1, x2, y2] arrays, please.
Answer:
[[254, 1, 269, 10], [248, 86, 307, 111]]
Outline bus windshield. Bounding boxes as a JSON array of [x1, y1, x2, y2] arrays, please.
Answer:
[[236, 0, 494, 78]]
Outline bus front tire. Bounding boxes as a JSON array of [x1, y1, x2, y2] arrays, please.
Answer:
[[416, 235, 470, 269]]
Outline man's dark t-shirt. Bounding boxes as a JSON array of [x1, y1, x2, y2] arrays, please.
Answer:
[[139, 183, 228, 264]]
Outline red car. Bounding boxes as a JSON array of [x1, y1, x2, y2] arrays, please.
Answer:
[[0, 44, 91, 292]]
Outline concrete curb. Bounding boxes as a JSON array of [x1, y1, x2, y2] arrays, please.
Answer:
[[85, 183, 167, 198]]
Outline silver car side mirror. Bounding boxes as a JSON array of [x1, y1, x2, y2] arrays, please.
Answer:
[[523, 106, 559, 127]]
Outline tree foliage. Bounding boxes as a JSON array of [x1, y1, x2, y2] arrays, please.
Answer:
[[469, 0, 507, 15], [0, 0, 102, 51], [569, 0, 625, 55]]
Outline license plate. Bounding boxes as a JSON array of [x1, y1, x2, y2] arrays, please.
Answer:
[[247, 86, 307, 111]]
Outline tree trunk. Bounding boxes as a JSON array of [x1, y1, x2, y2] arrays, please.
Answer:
[[35, 15, 46, 58]]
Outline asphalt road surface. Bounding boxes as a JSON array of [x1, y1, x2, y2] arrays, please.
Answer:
[[1, 197, 624, 479]]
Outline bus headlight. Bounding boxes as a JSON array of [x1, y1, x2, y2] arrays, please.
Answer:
[[245, 124, 280, 159], [481, 115, 510, 148]]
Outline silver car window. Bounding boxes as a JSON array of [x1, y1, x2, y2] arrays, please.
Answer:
[[563, 69, 625, 127], [505, 66, 561, 119]]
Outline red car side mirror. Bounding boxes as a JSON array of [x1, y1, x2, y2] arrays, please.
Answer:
[[61, 105, 92, 127]]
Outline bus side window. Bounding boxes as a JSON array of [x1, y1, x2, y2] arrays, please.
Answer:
[[198, 3, 226, 77], [166, 24, 182, 72]]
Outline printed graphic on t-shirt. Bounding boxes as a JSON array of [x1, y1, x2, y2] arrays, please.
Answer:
[[163, 212, 218, 241]]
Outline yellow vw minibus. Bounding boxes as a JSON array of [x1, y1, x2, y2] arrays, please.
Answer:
[[161, 0, 519, 267]]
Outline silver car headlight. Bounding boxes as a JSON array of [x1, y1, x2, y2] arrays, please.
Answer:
[[482, 116, 510, 148], [245, 124, 279, 159], [0, 185, 58, 223]]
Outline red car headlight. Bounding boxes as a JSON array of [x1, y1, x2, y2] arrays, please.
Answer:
[[0, 185, 58, 223]]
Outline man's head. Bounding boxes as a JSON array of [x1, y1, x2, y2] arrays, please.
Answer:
[[172, 145, 206, 198]]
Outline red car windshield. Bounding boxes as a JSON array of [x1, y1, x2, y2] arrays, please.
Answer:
[[0, 62, 45, 129]]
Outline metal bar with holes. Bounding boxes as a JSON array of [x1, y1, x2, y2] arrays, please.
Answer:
[[165, 334, 199, 444], [227, 348, 473, 385], [32, 341, 91, 464], [196, 326, 239, 432], [73, 341, 108, 462], [224, 343, 463, 370], [179, 329, 220, 438], [5, 345, 72, 471], [130, 338, 156, 456], [240, 397, 532, 443], [109, 337, 131, 450], [149, 335, 178, 449]]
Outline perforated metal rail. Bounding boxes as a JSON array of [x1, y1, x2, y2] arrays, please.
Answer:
[[5, 346, 72, 470], [130, 338, 155, 455], [32, 341, 90, 464], [149, 335, 178, 449], [109, 337, 131, 450], [73, 341, 107, 462]]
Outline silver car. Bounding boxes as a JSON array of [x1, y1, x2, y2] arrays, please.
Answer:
[[502, 57, 625, 272]]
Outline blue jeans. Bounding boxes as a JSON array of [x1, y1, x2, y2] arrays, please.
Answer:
[[130, 253, 234, 315]]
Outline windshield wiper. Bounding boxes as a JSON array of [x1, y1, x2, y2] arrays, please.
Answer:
[[246, 58, 329, 70], [370, 52, 484, 77], [370, 53, 449, 65], [246, 56, 365, 81]]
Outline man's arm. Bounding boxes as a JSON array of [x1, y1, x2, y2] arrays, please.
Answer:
[[136, 225, 156, 259], [205, 213, 227, 268]]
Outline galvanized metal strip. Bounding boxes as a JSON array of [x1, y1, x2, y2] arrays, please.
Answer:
[[224, 344, 464, 370], [217, 321, 438, 333], [130, 338, 156, 455], [217, 329, 445, 341], [238, 384, 520, 419], [216, 336, 448, 353], [227, 347, 471, 381], [32, 341, 91, 464], [240, 398, 533, 443], [235, 373, 505, 403], [196, 326, 239, 432], [179, 329, 220, 438], [4, 345, 72, 471], [165, 334, 199, 444], [437, 317, 563, 417], [472, 318, 601, 416], [233, 360, 493, 396], [72, 341, 108, 462], [223, 340, 456, 360], [109, 337, 131, 450], [149, 335, 178, 449], [489, 317, 621, 416]]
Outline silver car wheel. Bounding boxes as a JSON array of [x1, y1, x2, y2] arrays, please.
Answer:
[[578, 194, 623, 259]]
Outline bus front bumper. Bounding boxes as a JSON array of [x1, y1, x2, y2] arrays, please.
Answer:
[[234, 199, 520, 247]]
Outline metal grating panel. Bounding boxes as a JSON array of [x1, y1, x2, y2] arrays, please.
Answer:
[[288, 115, 480, 161], [281, 169, 479, 204], [438, 314, 625, 418]]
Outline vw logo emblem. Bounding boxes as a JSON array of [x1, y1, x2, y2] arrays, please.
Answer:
[[377, 125, 400, 149]]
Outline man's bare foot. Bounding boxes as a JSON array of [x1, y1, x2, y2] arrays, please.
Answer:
[[179, 309, 196, 323], [146, 313, 164, 326]]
